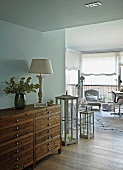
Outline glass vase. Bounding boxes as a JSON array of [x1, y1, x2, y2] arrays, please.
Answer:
[[14, 93, 26, 109]]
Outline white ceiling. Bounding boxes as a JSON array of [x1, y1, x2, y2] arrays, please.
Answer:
[[0, 0, 123, 32], [0, 0, 123, 51]]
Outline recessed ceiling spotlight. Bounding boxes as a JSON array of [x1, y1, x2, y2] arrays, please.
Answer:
[[85, 1, 102, 8]]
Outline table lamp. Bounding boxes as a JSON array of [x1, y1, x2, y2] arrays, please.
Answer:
[[29, 59, 53, 103]]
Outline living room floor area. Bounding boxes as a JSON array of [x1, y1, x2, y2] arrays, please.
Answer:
[[25, 108, 123, 170]]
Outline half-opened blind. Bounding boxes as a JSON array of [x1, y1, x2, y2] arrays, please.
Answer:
[[81, 52, 117, 76]]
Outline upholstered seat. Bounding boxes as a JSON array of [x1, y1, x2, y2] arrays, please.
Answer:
[[84, 89, 101, 110]]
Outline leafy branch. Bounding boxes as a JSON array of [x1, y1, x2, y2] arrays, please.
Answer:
[[3, 77, 39, 95]]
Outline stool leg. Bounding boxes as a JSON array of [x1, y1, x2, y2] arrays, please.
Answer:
[[113, 104, 115, 112], [118, 105, 121, 115]]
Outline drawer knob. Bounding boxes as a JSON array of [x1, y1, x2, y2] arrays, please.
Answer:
[[15, 134, 19, 138], [48, 124, 50, 126], [48, 148, 51, 151], [48, 117, 51, 120], [48, 136, 51, 139], [48, 111, 50, 114], [48, 142, 50, 145], [14, 157, 19, 161], [15, 149, 19, 153], [14, 165, 19, 169], [14, 142, 19, 146], [48, 130, 50, 133], [14, 126, 19, 130], [15, 118, 19, 122]]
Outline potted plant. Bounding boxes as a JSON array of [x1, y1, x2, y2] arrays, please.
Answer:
[[3, 77, 39, 109]]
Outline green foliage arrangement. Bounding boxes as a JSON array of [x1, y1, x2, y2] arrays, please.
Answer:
[[3, 77, 39, 95]]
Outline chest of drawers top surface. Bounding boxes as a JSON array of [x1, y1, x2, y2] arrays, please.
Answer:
[[0, 104, 61, 117]]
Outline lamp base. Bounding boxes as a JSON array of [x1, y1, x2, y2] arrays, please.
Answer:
[[34, 102, 47, 108]]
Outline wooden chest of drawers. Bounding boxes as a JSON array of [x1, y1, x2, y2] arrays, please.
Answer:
[[0, 104, 61, 170], [0, 108, 34, 170], [34, 105, 61, 163]]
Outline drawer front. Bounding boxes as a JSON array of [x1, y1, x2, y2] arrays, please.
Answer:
[[0, 133, 33, 154], [0, 152, 33, 170], [35, 137, 60, 161], [0, 114, 33, 130], [35, 106, 61, 118], [0, 121, 33, 144], [36, 113, 60, 131], [0, 142, 33, 163], [36, 126, 60, 145]]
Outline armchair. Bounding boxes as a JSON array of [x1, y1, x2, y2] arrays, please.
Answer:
[[111, 91, 123, 115], [84, 89, 101, 110]]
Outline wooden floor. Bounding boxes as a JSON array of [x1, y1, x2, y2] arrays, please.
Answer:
[[26, 110, 123, 170]]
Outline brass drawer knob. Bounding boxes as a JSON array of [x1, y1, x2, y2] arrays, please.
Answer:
[[14, 157, 19, 161], [15, 134, 19, 138], [14, 126, 19, 130], [14, 142, 19, 146], [15, 118, 19, 122], [15, 149, 19, 153], [14, 165, 19, 169]]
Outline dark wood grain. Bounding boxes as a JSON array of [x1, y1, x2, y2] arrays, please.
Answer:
[[0, 104, 62, 170], [34, 105, 62, 165]]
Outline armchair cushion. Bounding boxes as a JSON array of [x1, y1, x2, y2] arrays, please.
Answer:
[[86, 95, 98, 102]]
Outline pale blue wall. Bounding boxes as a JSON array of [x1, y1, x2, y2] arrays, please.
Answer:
[[42, 30, 65, 102], [0, 20, 65, 109]]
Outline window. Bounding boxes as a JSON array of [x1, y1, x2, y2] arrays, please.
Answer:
[[66, 49, 119, 86], [81, 52, 117, 76]]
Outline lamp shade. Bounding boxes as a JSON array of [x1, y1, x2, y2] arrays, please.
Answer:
[[29, 59, 53, 74]]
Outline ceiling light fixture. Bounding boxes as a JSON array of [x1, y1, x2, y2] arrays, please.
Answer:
[[85, 1, 102, 8]]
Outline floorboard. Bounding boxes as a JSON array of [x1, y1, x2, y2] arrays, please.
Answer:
[[25, 110, 123, 170]]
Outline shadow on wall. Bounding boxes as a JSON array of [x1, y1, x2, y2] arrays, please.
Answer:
[[0, 59, 29, 94]]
